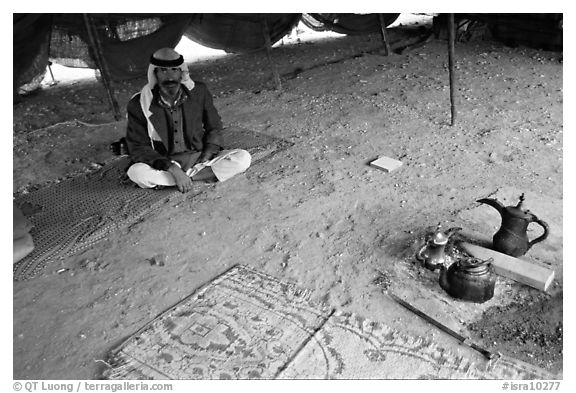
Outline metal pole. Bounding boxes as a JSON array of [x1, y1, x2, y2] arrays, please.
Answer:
[[83, 14, 121, 121], [447, 13, 457, 126], [378, 14, 391, 56], [389, 293, 498, 360], [262, 18, 282, 91]]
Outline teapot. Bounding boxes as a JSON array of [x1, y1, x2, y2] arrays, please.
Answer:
[[439, 256, 496, 303], [416, 224, 462, 271], [477, 194, 549, 257]]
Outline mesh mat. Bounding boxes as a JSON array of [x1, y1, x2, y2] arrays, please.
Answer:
[[13, 127, 292, 281]]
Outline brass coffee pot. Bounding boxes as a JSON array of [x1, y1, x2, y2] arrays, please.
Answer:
[[416, 224, 462, 271], [477, 193, 549, 257]]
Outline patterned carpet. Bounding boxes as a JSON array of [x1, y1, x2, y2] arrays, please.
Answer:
[[104, 265, 556, 380], [13, 127, 291, 281]]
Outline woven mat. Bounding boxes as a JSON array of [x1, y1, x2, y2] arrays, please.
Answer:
[[13, 127, 291, 281], [103, 265, 555, 380]]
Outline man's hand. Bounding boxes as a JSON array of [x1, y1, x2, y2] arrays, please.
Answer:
[[167, 163, 193, 193]]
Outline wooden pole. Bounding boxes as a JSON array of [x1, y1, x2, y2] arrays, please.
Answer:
[[261, 18, 282, 91], [47, 61, 57, 85], [447, 13, 457, 126], [83, 14, 121, 121], [378, 14, 392, 56]]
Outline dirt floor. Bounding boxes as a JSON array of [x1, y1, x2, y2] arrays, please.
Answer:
[[12, 16, 563, 379]]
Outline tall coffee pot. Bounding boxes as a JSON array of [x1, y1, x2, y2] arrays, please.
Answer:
[[477, 193, 549, 257]]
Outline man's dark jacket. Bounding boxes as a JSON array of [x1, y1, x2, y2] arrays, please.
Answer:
[[125, 81, 223, 170]]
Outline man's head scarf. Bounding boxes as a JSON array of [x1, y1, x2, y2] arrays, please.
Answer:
[[138, 47, 194, 146], [146, 47, 194, 90]]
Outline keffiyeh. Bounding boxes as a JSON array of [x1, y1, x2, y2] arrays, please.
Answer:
[[137, 48, 195, 146]]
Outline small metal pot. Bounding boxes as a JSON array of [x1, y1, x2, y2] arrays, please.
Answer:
[[439, 257, 496, 303]]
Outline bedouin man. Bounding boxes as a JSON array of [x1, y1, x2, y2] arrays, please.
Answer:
[[125, 47, 251, 193]]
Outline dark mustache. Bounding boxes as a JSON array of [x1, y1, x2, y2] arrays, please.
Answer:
[[161, 80, 179, 85]]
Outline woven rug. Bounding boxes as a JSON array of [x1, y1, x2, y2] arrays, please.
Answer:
[[13, 127, 291, 281], [103, 265, 555, 380]]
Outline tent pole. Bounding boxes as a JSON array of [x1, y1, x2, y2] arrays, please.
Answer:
[[378, 14, 391, 55], [447, 13, 457, 126], [83, 14, 121, 121], [47, 61, 57, 85], [262, 19, 282, 91]]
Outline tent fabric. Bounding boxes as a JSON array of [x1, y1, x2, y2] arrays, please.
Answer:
[[14, 13, 192, 88], [13, 13, 563, 92], [49, 14, 192, 81], [300, 13, 328, 32], [305, 13, 401, 35], [13, 13, 300, 89], [463, 13, 563, 51], [13, 14, 53, 90], [184, 14, 301, 53]]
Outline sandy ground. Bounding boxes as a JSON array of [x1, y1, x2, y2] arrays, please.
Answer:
[[12, 16, 564, 380]]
